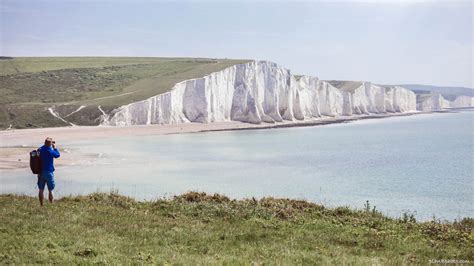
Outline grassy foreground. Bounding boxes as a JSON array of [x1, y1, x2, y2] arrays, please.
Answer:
[[0, 192, 472, 264]]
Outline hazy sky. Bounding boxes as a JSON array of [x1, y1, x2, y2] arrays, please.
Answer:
[[1, 0, 472, 87]]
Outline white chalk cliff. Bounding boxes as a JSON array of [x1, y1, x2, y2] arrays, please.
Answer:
[[450, 95, 474, 108], [103, 61, 466, 126], [417, 94, 474, 111]]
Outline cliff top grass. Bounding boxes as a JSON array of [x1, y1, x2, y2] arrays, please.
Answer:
[[0, 57, 250, 106], [326, 80, 363, 92], [0, 192, 472, 264], [0, 57, 250, 129]]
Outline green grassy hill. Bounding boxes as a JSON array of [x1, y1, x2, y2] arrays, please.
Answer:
[[0, 57, 249, 129], [0, 192, 471, 264]]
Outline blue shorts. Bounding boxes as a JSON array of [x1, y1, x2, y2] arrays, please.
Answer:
[[38, 172, 55, 191]]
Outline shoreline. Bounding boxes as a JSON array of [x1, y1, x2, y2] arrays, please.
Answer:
[[0, 109, 466, 170], [199, 110, 441, 133], [0, 110, 451, 146]]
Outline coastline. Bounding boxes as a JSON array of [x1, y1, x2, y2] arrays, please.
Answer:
[[0, 110, 461, 170], [201, 110, 442, 133]]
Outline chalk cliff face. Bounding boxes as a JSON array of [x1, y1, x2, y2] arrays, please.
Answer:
[[334, 82, 417, 115], [417, 94, 446, 111], [417, 94, 474, 111], [451, 95, 474, 108], [104, 61, 419, 126]]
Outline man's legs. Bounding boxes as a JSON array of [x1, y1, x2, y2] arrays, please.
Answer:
[[37, 175, 46, 206], [46, 172, 55, 204], [48, 189, 54, 203], [38, 189, 44, 206]]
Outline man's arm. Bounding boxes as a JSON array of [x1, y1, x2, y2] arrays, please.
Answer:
[[51, 147, 60, 158]]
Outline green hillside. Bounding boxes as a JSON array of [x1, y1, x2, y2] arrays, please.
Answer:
[[0, 57, 249, 129]]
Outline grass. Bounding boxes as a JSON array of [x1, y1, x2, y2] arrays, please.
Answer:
[[326, 80, 364, 93], [0, 57, 228, 75], [0, 191, 472, 264], [0, 57, 250, 129]]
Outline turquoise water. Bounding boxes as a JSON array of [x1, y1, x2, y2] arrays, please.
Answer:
[[1, 111, 473, 220]]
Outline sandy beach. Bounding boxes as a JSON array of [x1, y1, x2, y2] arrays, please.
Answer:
[[0, 146, 100, 170], [0, 111, 433, 170]]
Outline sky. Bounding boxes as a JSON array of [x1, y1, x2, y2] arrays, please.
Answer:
[[1, 0, 472, 87]]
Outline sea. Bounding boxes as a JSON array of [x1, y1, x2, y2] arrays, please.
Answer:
[[1, 110, 473, 221]]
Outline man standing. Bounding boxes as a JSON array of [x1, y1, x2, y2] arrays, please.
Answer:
[[38, 137, 60, 206]]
